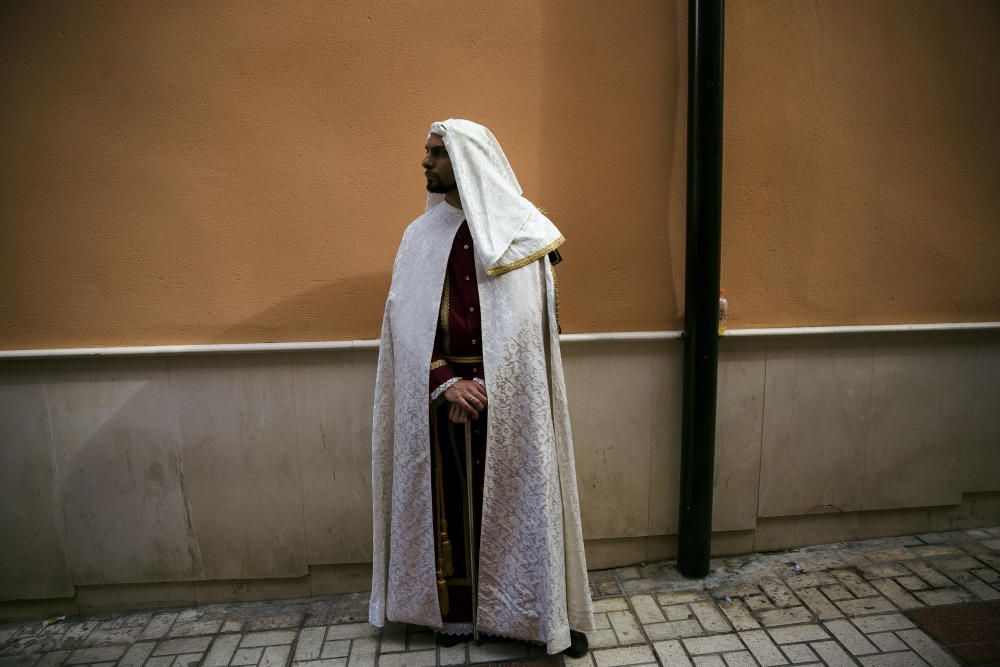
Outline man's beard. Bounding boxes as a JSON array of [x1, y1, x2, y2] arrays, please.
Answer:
[[425, 173, 457, 194]]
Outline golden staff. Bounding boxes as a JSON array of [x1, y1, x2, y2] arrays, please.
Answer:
[[465, 420, 479, 642]]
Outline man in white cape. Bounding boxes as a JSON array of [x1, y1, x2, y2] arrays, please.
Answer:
[[369, 119, 594, 656]]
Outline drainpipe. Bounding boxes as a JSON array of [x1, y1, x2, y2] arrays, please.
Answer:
[[677, 0, 725, 578]]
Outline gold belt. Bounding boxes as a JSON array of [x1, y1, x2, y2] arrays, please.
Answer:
[[445, 355, 483, 364]]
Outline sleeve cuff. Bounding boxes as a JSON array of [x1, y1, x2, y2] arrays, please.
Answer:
[[430, 376, 461, 404]]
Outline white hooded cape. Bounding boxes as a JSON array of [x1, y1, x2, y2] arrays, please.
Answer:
[[369, 119, 594, 654]]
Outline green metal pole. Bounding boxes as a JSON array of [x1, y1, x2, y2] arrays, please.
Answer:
[[678, 0, 725, 579]]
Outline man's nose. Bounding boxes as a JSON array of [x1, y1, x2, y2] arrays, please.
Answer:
[[422, 154, 434, 170]]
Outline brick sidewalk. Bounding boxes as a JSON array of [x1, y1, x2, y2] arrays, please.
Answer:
[[2, 527, 999, 666]]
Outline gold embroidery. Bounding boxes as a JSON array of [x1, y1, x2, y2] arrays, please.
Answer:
[[486, 235, 565, 277], [440, 271, 451, 353], [430, 359, 448, 371], [445, 355, 483, 364], [552, 263, 562, 334]]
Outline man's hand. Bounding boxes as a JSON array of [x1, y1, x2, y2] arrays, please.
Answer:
[[444, 379, 488, 424]]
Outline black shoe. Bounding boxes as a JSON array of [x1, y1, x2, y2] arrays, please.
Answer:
[[563, 630, 588, 658], [436, 632, 472, 647]]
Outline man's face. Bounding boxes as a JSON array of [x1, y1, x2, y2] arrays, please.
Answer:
[[422, 134, 457, 194]]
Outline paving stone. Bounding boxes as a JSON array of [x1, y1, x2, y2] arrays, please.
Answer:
[[0, 658, 40, 667], [143, 656, 174, 667], [850, 613, 915, 634], [745, 595, 776, 612], [594, 612, 612, 629], [320, 640, 350, 659], [588, 628, 619, 649], [866, 548, 917, 562], [35, 650, 70, 667], [247, 613, 305, 631], [910, 546, 961, 558], [869, 632, 908, 652], [858, 652, 929, 666], [835, 595, 897, 616], [861, 563, 911, 579], [238, 630, 296, 648], [973, 568, 1000, 583], [832, 570, 879, 597], [620, 577, 674, 596], [563, 653, 594, 667], [935, 556, 984, 572], [294, 627, 325, 661], [608, 611, 644, 646], [737, 630, 787, 666], [151, 637, 212, 656], [664, 604, 694, 621], [346, 637, 377, 667], [795, 555, 849, 571], [897, 628, 960, 667], [594, 598, 630, 613], [794, 588, 842, 621], [819, 584, 853, 601], [823, 620, 877, 655], [809, 640, 856, 667], [139, 614, 178, 641], [718, 598, 760, 630], [767, 624, 828, 644], [166, 620, 222, 638], [690, 601, 731, 633], [629, 595, 665, 624], [713, 584, 763, 600], [231, 646, 263, 664], [377, 622, 406, 653], [407, 631, 436, 650], [260, 644, 291, 667], [594, 581, 623, 597], [760, 579, 798, 608], [117, 641, 155, 667], [324, 623, 378, 641], [914, 588, 975, 606], [652, 640, 692, 667], [617, 566, 641, 580], [642, 620, 703, 641], [683, 634, 744, 655], [904, 562, 953, 588], [293, 660, 346, 667], [375, 649, 434, 666], [468, 639, 528, 663], [897, 575, 929, 591], [171, 652, 203, 667], [871, 579, 922, 609], [656, 592, 707, 606], [758, 607, 813, 627], [64, 645, 127, 664], [221, 619, 245, 633], [949, 570, 1000, 600], [722, 651, 757, 666], [781, 643, 818, 663], [203, 634, 240, 666], [983, 538, 1000, 550], [784, 573, 837, 590], [693, 657, 725, 667], [592, 644, 656, 666], [438, 641, 468, 666]]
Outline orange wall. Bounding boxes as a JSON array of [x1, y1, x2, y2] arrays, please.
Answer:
[[0, 1, 997, 350]]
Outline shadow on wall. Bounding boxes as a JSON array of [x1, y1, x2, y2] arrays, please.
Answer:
[[3, 274, 389, 600], [203, 273, 393, 345]]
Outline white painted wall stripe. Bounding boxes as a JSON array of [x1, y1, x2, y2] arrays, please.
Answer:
[[1, 323, 996, 359]]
